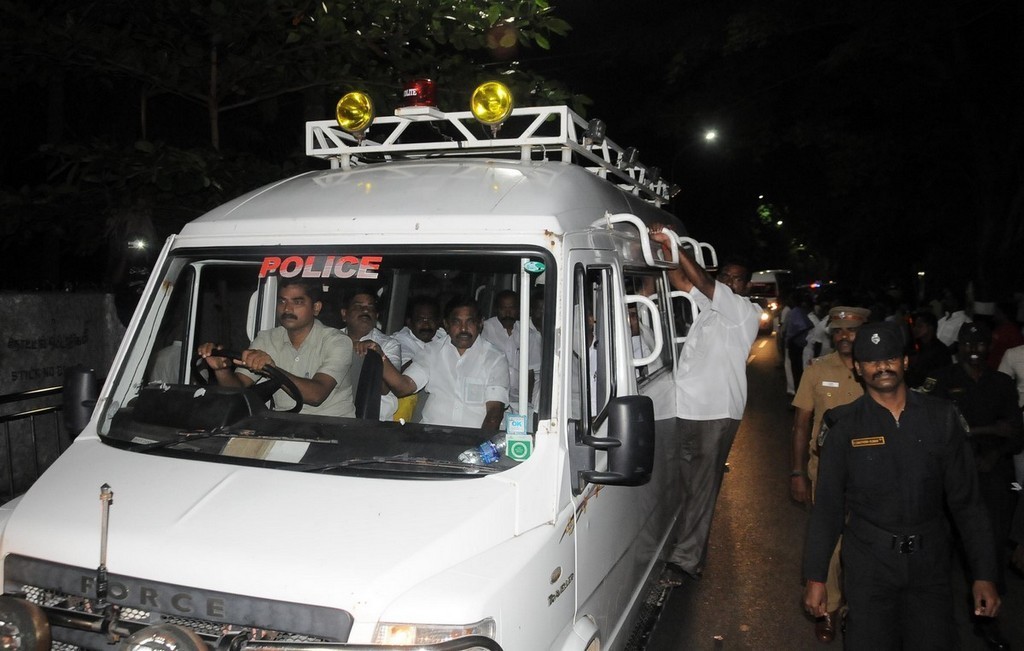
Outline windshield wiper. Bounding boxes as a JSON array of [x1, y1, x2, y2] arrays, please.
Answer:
[[291, 454, 499, 475], [128, 429, 228, 452]]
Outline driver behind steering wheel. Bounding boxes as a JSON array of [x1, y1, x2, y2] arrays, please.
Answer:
[[197, 279, 356, 416]]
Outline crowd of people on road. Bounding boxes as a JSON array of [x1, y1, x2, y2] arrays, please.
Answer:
[[645, 225, 1023, 651], [779, 286, 1024, 649]]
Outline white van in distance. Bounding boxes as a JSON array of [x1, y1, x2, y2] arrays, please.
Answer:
[[0, 83, 720, 651], [748, 269, 794, 332]]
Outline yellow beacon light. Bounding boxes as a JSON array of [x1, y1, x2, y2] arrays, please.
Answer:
[[470, 81, 513, 128], [335, 91, 374, 135]]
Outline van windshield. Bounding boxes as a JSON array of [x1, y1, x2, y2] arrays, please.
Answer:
[[748, 282, 777, 298], [98, 247, 553, 478]]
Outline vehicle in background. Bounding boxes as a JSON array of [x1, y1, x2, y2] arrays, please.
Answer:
[[749, 269, 794, 333]]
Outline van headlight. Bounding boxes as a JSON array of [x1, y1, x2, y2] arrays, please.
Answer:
[[373, 617, 495, 645]]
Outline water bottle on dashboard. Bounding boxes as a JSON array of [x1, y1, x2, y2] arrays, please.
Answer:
[[458, 435, 506, 465]]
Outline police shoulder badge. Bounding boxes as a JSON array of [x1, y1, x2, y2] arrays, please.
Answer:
[[817, 420, 830, 448], [818, 408, 840, 448]]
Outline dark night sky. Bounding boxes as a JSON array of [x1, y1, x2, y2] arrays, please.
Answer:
[[2, 1, 1022, 301], [529, 1, 1024, 302]]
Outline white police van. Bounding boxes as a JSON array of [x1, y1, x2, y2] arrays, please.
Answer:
[[0, 83, 717, 651]]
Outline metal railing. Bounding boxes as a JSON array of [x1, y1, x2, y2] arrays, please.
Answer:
[[0, 385, 72, 503]]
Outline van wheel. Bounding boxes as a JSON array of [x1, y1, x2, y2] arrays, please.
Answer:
[[0, 597, 51, 651]]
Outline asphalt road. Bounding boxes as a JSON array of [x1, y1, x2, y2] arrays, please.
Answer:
[[644, 333, 1023, 650]]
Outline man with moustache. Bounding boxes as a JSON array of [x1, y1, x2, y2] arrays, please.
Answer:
[[374, 297, 508, 430], [922, 322, 1022, 650], [803, 322, 1000, 650], [790, 305, 869, 642], [197, 279, 355, 416], [340, 288, 402, 421], [393, 297, 445, 368], [649, 224, 762, 584], [481, 289, 540, 411]]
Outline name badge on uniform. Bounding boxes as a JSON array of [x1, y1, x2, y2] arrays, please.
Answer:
[[822, 381, 839, 388], [851, 436, 886, 448]]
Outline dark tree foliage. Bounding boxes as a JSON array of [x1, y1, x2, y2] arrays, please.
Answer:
[[0, 0, 573, 290]]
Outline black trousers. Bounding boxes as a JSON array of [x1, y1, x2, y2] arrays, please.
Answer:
[[842, 526, 957, 650]]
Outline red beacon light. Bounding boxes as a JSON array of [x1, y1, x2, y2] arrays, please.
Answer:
[[395, 78, 444, 120], [402, 78, 436, 107]]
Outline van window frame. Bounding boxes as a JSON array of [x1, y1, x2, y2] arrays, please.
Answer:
[[568, 262, 619, 494], [622, 269, 674, 384], [100, 244, 557, 441]]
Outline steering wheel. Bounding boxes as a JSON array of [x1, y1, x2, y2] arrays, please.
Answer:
[[195, 349, 305, 413]]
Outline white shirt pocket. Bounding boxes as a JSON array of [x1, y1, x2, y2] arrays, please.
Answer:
[[463, 378, 486, 404]]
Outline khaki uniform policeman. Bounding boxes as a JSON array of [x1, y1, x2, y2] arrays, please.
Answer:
[[802, 322, 1000, 650], [790, 306, 867, 642]]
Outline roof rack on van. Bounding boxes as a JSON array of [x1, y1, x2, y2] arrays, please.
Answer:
[[595, 214, 718, 271], [305, 105, 673, 206]]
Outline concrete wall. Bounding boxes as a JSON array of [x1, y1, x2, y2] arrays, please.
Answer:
[[0, 292, 126, 409], [0, 292, 125, 498]]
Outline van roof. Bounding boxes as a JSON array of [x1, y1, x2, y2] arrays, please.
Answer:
[[179, 158, 686, 243]]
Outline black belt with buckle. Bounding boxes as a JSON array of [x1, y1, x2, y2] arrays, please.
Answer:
[[891, 534, 920, 554], [848, 516, 941, 555]]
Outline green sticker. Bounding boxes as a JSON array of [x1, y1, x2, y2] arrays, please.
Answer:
[[524, 261, 546, 274], [506, 433, 533, 461]]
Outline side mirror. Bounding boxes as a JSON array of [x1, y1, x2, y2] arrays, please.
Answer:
[[580, 395, 655, 486], [63, 366, 98, 438]]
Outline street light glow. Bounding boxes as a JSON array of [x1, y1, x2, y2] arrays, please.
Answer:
[[704, 129, 718, 142]]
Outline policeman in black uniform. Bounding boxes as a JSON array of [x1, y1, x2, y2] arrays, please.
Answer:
[[802, 321, 1001, 650], [923, 321, 1022, 650]]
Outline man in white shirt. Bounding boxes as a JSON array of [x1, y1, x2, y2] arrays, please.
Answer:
[[651, 224, 761, 583], [803, 302, 832, 366], [998, 343, 1024, 484], [340, 289, 402, 421], [937, 291, 970, 349], [392, 297, 445, 368], [482, 289, 541, 412], [375, 297, 508, 430], [197, 280, 354, 416]]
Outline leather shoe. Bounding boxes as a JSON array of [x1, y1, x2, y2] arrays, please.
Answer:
[[814, 610, 838, 643], [973, 617, 1010, 651], [659, 562, 700, 587]]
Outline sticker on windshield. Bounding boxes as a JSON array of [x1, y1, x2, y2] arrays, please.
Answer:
[[506, 433, 532, 461], [505, 413, 527, 434], [259, 255, 381, 279], [523, 260, 546, 274]]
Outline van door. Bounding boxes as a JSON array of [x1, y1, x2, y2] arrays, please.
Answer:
[[566, 255, 683, 648]]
